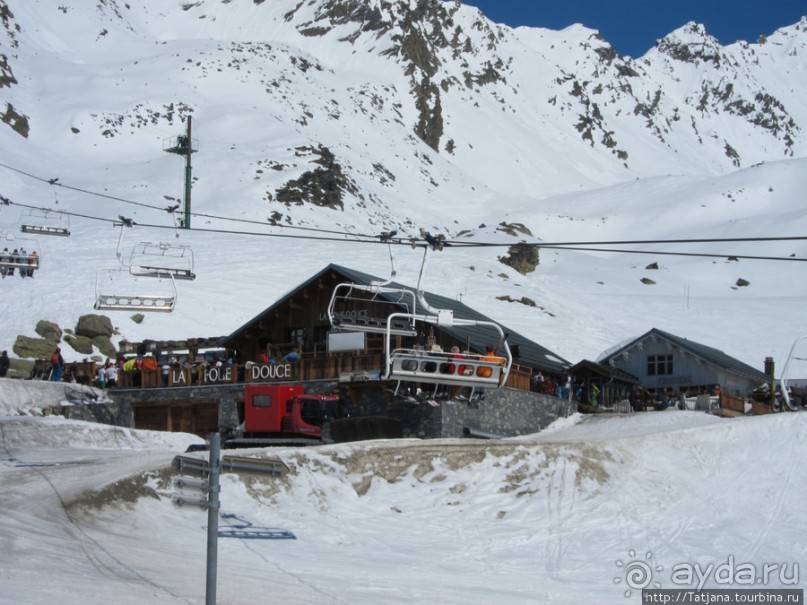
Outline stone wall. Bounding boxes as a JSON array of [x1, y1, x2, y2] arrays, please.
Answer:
[[437, 388, 576, 439], [62, 400, 133, 427], [337, 381, 575, 439], [71, 381, 575, 440]]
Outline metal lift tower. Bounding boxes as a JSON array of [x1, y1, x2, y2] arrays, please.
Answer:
[[163, 116, 198, 229]]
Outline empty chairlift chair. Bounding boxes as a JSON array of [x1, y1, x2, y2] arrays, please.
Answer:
[[94, 267, 177, 312], [19, 209, 70, 237], [127, 242, 196, 281], [327, 282, 418, 336]]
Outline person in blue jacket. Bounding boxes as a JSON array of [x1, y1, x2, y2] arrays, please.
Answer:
[[280, 348, 300, 362]]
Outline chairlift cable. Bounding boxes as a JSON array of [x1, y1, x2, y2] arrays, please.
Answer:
[[443, 235, 807, 247], [0, 161, 384, 238], [537, 245, 807, 263], [2, 163, 805, 262]]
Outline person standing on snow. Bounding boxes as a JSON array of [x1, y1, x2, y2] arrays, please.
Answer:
[[0, 350, 10, 377], [590, 383, 601, 407], [104, 360, 118, 388], [50, 347, 64, 382]]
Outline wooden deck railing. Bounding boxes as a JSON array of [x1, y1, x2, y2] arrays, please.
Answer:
[[114, 354, 533, 392]]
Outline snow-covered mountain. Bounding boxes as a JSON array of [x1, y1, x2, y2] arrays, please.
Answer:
[[1, 0, 806, 373]]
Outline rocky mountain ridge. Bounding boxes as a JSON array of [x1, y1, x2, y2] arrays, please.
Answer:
[[0, 0, 806, 371], [1, 1, 806, 224]]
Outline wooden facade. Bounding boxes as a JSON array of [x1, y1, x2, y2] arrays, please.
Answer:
[[107, 265, 565, 394], [217, 265, 560, 390], [133, 398, 219, 434], [568, 359, 640, 407]]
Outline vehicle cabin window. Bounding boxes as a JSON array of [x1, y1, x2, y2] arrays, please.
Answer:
[[301, 400, 322, 427], [253, 394, 272, 408]]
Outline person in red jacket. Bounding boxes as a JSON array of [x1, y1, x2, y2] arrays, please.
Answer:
[[50, 347, 64, 382]]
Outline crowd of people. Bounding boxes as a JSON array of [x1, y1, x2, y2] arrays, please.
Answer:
[[35, 349, 282, 389], [0, 247, 38, 278], [531, 372, 603, 406]]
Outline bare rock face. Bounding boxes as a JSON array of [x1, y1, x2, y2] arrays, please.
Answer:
[[11, 315, 118, 362], [75, 314, 114, 339], [13, 335, 56, 360], [35, 320, 62, 342], [64, 334, 93, 355], [71, 315, 117, 359]]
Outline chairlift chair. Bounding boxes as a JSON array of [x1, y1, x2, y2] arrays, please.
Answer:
[[327, 235, 417, 336], [19, 208, 70, 237], [94, 267, 177, 312], [0, 233, 42, 274], [382, 241, 512, 394], [382, 311, 512, 395], [327, 282, 418, 336], [779, 334, 807, 410], [127, 241, 196, 281]]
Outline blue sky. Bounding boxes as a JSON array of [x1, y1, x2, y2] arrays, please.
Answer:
[[463, 1, 806, 57]]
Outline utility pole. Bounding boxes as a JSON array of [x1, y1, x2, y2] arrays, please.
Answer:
[[164, 116, 197, 229]]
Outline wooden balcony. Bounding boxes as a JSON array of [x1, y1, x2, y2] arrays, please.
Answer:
[[114, 352, 533, 391]]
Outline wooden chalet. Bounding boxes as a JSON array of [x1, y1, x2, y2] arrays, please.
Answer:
[[219, 263, 570, 391]]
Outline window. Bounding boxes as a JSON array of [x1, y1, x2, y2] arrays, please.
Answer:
[[288, 327, 306, 347], [647, 355, 673, 376], [301, 399, 322, 427], [252, 394, 272, 408]]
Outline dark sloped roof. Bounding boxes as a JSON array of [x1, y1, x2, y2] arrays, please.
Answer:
[[570, 359, 640, 384], [600, 328, 768, 382], [225, 263, 570, 374]]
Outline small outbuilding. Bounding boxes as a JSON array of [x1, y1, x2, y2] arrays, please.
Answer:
[[598, 328, 769, 399]]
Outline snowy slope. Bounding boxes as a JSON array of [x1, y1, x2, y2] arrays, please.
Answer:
[[0, 402, 803, 604], [1, 0, 806, 373]]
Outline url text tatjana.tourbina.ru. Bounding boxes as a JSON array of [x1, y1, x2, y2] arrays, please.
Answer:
[[642, 588, 803, 604]]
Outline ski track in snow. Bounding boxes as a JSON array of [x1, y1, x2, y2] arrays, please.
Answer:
[[2, 397, 805, 604]]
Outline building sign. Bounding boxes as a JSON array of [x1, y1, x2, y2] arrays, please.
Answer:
[[169, 368, 192, 386], [655, 375, 694, 387], [202, 366, 235, 385], [166, 363, 294, 386], [168, 366, 236, 385], [247, 363, 294, 382]]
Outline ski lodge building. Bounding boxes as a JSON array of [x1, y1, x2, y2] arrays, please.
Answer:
[[219, 263, 570, 389]]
